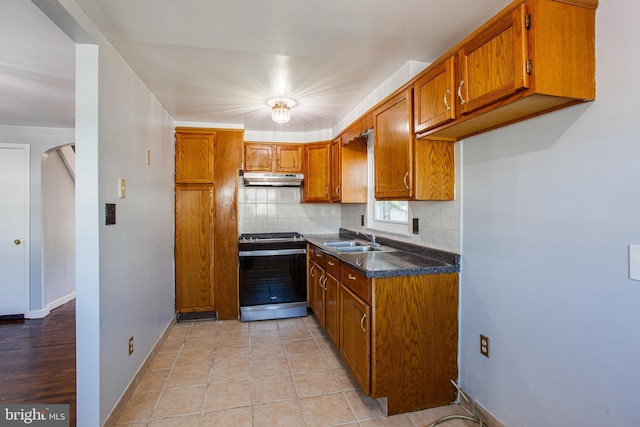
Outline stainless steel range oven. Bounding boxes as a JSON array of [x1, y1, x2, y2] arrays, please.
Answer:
[[238, 232, 307, 322]]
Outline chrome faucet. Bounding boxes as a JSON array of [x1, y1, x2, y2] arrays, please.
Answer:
[[357, 231, 378, 246]]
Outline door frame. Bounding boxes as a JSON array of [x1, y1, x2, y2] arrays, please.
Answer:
[[0, 143, 30, 317]]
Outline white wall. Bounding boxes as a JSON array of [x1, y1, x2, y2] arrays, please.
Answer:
[[0, 125, 75, 316], [42, 1, 176, 423], [94, 38, 175, 423], [42, 147, 76, 308], [460, 2, 640, 426]]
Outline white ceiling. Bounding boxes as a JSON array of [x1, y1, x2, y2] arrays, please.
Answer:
[[1, 0, 511, 133]]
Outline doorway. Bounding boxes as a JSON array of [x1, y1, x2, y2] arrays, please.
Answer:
[[0, 143, 29, 317]]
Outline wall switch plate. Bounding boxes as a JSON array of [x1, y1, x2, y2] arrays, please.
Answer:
[[118, 178, 126, 198], [480, 334, 490, 358], [128, 336, 134, 356], [412, 218, 419, 234], [630, 245, 640, 281], [146, 150, 151, 165], [105, 203, 116, 225]]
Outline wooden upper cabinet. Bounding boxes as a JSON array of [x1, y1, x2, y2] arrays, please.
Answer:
[[414, 0, 597, 140], [414, 56, 457, 135], [330, 138, 341, 202], [276, 144, 303, 172], [458, 4, 529, 115], [244, 143, 273, 172], [176, 133, 215, 183], [339, 136, 368, 203], [374, 88, 413, 199], [244, 142, 303, 173], [303, 142, 331, 202]]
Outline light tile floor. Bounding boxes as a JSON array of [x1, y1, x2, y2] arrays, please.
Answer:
[[115, 315, 475, 427]]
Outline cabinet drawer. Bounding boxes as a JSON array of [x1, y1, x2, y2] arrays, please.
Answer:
[[325, 255, 340, 278], [341, 264, 370, 304], [311, 246, 326, 268]]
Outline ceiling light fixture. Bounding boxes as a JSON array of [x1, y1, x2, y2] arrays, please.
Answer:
[[267, 98, 295, 124]]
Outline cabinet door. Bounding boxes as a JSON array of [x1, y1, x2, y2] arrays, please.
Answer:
[[313, 265, 326, 325], [175, 185, 214, 312], [176, 133, 214, 183], [330, 139, 341, 202], [374, 89, 413, 199], [325, 272, 340, 348], [458, 4, 528, 115], [275, 145, 303, 173], [340, 136, 368, 203], [244, 143, 274, 172], [414, 57, 456, 135], [340, 284, 370, 393], [303, 142, 331, 202]]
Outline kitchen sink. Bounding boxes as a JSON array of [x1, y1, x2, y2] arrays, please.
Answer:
[[334, 245, 386, 253], [323, 240, 367, 247], [323, 240, 395, 253]]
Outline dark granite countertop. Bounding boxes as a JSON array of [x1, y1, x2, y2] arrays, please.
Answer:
[[304, 229, 460, 279]]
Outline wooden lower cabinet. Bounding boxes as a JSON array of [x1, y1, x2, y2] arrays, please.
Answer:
[[339, 284, 371, 393], [307, 244, 459, 415], [371, 272, 459, 414], [175, 185, 214, 312], [324, 269, 340, 348]]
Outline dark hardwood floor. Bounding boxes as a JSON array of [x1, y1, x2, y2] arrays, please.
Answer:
[[0, 300, 76, 426]]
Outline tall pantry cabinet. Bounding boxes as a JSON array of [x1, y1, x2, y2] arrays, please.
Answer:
[[174, 127, 243, 319]]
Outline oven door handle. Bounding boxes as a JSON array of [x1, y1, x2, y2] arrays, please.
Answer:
[[239, 248, 306, 257]]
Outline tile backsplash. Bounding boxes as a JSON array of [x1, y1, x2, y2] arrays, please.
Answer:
[[238, 181, 341, 234]]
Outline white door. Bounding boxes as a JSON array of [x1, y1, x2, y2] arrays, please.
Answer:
[[0, 144, 29, 316]]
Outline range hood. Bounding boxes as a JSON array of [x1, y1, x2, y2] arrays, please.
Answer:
[[243, 172, 304, 187]]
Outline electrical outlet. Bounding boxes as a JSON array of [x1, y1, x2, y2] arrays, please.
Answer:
[[146, 150, 151, 165], [412, 218, 419, 234], [360, 214, 365, 226], [480, 334, 490, 358], [128, 336, 134, 356]]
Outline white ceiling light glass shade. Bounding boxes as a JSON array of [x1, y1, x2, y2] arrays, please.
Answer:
[[267, 98, 296, 124]]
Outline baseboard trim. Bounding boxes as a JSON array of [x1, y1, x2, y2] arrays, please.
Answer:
[[26, 292, 77, 319], [465, 395, 505, 427], [102, 317, 176, 427]]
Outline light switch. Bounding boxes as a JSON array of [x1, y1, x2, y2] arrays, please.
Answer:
[[105, 203, 116, 225], [630, 245, 640, 281], [118, 178, 126, 198]]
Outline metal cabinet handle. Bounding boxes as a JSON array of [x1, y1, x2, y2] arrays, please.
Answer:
[[403, 171, 410, 190], [360, 313, 367, 333], [310, 264, 315, 277], [325, 187, 329, 196], [336, 185, 340, 197], [444, 88, 451, 111], [316, 252, 322, 258], [14, 239, 22, 245], [323, 277, 327, 290], [328, 260, 335, 266], [348, 274, 356, 281], [457, 80, 466, 105]]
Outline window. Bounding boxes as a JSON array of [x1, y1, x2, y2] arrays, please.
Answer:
[[375, 200, 408, 223]]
